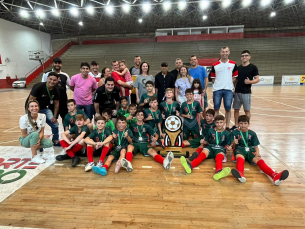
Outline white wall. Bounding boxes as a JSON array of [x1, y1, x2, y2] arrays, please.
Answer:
[[0, 18, 52, 79]]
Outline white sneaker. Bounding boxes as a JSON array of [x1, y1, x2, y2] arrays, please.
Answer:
[[85, 162, 95, 172], [96, 161, 103, 168], [163, 151, 174, 170], [32, 155, 45, 164], [121, 158, 133, 172]]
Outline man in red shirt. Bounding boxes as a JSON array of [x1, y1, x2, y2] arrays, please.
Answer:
[[111, 61, 133, 104]]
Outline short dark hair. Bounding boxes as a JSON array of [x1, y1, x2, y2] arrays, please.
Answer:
[[135, 55, 140, 58], [112, 60, 118, 65], [238, 115, 250, 123], [190, 55, 196, 60], [120, 96, 128, 102], [117, 115, 127, 122], [129, 103, 137, 109], [241, 50, 251, 55], [75, 114, 85, 121], [185, 89, 193, 94], [80, 62, 90, 68], [145, 80, 154, 87], [105, 77, 115, 84], [206, 109, 215, 116], [66, 99, 76, 105], [102, 108, 112, 116], [101, 67, 110, 77], [48, 72, 59, 78], [214, 115, 225, 122], [136, 109, 144, 116], [95, 116, 106, 122], [149, 96, 157, 102], [140, 62, 150, 75]]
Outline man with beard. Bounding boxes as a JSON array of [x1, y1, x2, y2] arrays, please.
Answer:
[[129, 56, 141, 104], [171, 58, 183, 81], [42, 57, 70, 125]]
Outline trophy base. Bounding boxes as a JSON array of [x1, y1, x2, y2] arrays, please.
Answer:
[[158, 148, 189, 158]]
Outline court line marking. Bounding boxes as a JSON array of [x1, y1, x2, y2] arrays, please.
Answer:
[[0, 140, 19, 144], [256, 96, 305, 101], [251, 107, 303, 112], [252, 95, 305, 111], [142, 166, 152, 168], [54, 163, 64, 166], [3, 126, 20, 132], [257, 133, 305, 135], [251, 113, 305, 119], [208, 99, 234, 125], [260, 144, 305, 184], [0, 97, 27, 104]]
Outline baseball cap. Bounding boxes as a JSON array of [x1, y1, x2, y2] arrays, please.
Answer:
[[161, 62, 168, 67], [53, 57, 62, 63], [91, 61, 98, 65]]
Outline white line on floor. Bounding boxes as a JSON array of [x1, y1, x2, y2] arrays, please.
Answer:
[[257, 133, 305, 135], [170, 167, 175, 169], [193, 167, 200, 169], [3, 126, 20, 132], [251, 113, 305, 119], [54, 163, 64, 166], [252, 95, 305, 111], [76, 164, 85, 167], [0, 140, 19, 144], [142, 166, 152, 168]]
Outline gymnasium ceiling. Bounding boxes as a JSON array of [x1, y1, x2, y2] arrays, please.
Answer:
[[0, 0, 304, 37]]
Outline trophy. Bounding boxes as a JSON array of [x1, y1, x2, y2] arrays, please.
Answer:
[[159, 115, 189, 158]]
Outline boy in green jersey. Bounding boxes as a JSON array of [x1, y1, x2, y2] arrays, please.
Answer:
[[124, 103, 137, 127], [92, 116, 134, 176], [63, 99, 93, 131], [117, 96, 129, 117], [139, 81, 157, 109], [230, 115, 289, 185], [102, 108, 115, 132], [128, 109, 174, 170], [180, 89, 203, 140], [83, 116, 111, 172], [180, 115, 231, 181], [60, 114, 90, 167]]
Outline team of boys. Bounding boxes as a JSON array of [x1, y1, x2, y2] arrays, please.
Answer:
[[57, 85, 289, 186]]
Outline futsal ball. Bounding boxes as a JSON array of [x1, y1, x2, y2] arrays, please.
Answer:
[[165, 115, 182, 132]]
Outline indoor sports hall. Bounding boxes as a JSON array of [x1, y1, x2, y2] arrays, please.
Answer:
[[0, 0, 304, 228]]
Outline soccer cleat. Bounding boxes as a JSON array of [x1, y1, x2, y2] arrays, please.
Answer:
[[56, 154, 71, 161], [180, 156, 192, 174], [121, 158, 133, 172], [188, 152, 199, 161], [31, 155, 45, 164], [163, 151, 174, 170], [213, 167, 231, 181], [71, 156, 80, 167], [96, 161, 103, 168], [85, 162, 95, 172], [231, 168, 246, 183], [273, 170, 289, 186], [114, 160, 122, 173], [92, 166, 107, 176]]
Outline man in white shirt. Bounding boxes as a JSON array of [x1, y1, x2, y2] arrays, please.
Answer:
[[89, 61, 101, 82], [210, 46, 238, 130]]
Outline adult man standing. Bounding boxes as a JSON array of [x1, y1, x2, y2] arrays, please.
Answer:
[[111, 61, 133, 104], [89, 61, 101, 83], [42, 57, 70, 124], [94, 77, 120, 118], [129, 56, 141, 104], [69, 62, 97, 121], [155, 62, 175, 104], [26, 72, 60, 146], [231, 50, 259, 130], [210, 46, 238, 130], [171, 58, 183, 81], [188, 55, 208, 112]]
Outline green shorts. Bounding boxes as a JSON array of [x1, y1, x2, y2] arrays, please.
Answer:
[[187, 137, 202, 148], [234, 147, 256, 163], [133, 142, 152, 156], [110, 146, 127, 160], [204, 145, 226, 160], [183, 129, 200, 140]]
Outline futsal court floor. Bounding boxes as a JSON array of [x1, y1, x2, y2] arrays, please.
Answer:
[[0, 86, 304, 229]]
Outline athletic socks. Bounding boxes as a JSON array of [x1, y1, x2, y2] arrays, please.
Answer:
[[236, 157, 245, 173], [191, 152, 207, 168], [72, 143, 83, 153], [154, 154, 164, 164], [126, 152, 133, 162], [87, 146, 94, 163], [103, 164, 109, 171], [257, 159, 275, 178], [99, 146, 109, 163], [215, 154, 224, 172], [195, 147, 203, 154]]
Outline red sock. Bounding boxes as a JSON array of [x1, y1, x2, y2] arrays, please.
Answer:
[[99, 146, 109, 163], [126, 152, 133, 162], [215, 154, 224, 172], [66, 149, 75, 158], [102, 164, 109, 171], [72, 143, 83, 153], [191, 152, 207, 168], [195, 147, 203, 154], [257, 159, 275, 178], [87, 146, 94, 163], [236, 157, 245, 173], [154, 154, 164, 164], [60, 140, 74, 157]]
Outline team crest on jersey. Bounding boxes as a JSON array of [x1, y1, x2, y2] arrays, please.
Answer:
[[227, 67, 232, 71], [70, 118, 74, 123], [173, 107, 176, 111], [96, 137, 99, 142], [164, 107, 168, 111], [184, 107, 189, 112]]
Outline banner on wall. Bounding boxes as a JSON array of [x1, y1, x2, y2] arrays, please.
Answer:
[[253, 75, 274, 85], [300, 75, 305, 85], [281, 75, 301, 86]]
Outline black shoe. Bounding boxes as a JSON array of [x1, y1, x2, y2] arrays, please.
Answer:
[[225, 127, 231, 132], [72, 156, 80, 167], [230, 125, 238, 131], [56, 154, 71, 161], [188, 152, 199, 161], [157, 139, 165, 149]]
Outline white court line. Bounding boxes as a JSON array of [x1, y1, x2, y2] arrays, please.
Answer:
[[257, 133, 305, 135], [142, 166, 152, 168], [0, 97, 27, 104], [3, 126, 20, 132], [193, 167, 200, 169], [76, 164, 85, 167], [257, 96, 305, 101], [54, 163, 64, 166], [252, 95, 305, 111], [208, 99, 235, 125], [251, 107, 303, 112], [0, 140, 19, 144], [170, 167, 175, 169], [251, 112, 305, 119]]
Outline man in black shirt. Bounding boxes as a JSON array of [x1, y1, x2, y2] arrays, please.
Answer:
[[155, 62, 175, 104], [170, 58, 183, 81], [26, 72, 60, 145], [42, 57, 70, 125], [94, 77, 120, 119], [232, 50, 259, 130]]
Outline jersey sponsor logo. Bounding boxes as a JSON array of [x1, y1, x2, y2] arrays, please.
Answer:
[[227, 67, 232, 71]]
